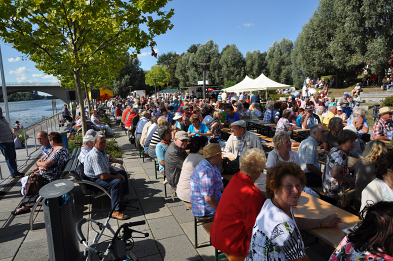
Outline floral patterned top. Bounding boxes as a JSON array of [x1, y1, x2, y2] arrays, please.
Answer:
[[329, 236, 393, 261], [275, 118, 291, 135], [322, 147, 351, 197], [39, 147, 70, 182]]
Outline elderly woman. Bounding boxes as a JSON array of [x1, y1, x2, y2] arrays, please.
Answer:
[[155, 125, 172, 175], [177, 136, 208, 202], [360, 151, 393, 212], [275, 109, 294, 135], [267, 132, 299, 174], [330, 201, 393, 260], [14, 132, 70, 215], [353, 140, 387, 209], [322, 130, 357, 200], [148, 117, 170, 158], [246, 163, 342, 260], [250, 103, 263, 120], [212, 149, 266, 257], [323, 117, 344, 152], [188, 114, 212, 138], [336, 106, 346, 122], [210, 111, 222, 142], [316, 105, 325, 123]]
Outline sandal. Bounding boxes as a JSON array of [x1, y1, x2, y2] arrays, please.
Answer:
[[112, 211, 130, 220], [12, 207, 31, 216]]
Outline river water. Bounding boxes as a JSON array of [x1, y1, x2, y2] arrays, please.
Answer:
[[0, 99, 65, 128]]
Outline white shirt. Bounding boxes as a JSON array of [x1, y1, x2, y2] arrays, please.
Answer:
[[361, 178, 393, 212]]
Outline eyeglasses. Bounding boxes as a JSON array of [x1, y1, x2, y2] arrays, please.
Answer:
[[282, 184, 303, 192]]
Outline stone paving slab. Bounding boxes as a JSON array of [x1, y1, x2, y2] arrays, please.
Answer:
[[157, 235, 202, 261]]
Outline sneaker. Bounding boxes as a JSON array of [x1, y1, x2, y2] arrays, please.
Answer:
[[112, 211, 130, 220], [12, 172, 25, 178]]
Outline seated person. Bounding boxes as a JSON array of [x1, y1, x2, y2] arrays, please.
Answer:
[[177, 136, 208, 203], [330, 202, 393, 260], [84, 135, 130, 220], [267, 132, 300, 175], [190, 143, 223, 220], [298, 124, 326, 186], [322, 130, 357, 200], [188, 114, 212, 138], [351, 83, 361, 96], [353, 140, 387, 209], [373, 107, 393, 141], [263, 103, 274, 123], [14, 132, 70, 215], [90, 109, 114, 135], [211, 149, 266, 257], [224, 120, 263, 159], [301, 106, 320, 129], [247, 162, 341, 261], [62, 104, 73, 122], [224, 105, 240, 127], [360, 151, 393, 212], [165, 131, 188, 190], [36, 131, 52, 157], [155, 125, 172, 175], [148, 117, 169, 158]]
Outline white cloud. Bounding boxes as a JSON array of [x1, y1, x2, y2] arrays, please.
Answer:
[[9, 67, 31, 82], [137, 48, 159, 57], [8, 57, 21, 63], [42, 74, 59, 83], [243, 23, 255, 27], [32, 74, 43, 78]]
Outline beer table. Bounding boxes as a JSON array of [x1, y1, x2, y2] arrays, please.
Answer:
[[293, 192, 360, 248]]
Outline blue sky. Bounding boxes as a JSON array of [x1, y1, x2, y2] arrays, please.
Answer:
[[1, 0, 319, 84]]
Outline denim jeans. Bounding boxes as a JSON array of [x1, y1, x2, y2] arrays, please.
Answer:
[[0, 142, 18, 176], [93, 170, 129, 210]]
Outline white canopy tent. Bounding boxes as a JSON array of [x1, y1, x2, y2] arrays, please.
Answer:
[[223, 73, 290, 93]]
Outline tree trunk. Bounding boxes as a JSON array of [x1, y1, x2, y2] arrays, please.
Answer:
[[84, 83, 91, 114], [336, 71, 339, 89], [74, 68, 87, 136]]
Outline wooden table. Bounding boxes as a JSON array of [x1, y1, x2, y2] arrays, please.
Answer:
[[293, 192, 360, 248]]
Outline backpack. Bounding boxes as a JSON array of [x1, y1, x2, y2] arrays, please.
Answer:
[[24, 173, 48, 198]]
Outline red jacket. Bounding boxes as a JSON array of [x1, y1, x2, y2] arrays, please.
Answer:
[[211, 172, 265, 256], [125, 112, 136, 128], [121, 108, 130, 122]]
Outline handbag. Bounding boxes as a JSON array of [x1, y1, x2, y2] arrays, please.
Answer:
[[340, 188, 355, 207], [222, 157, 240, 175], [25, 173, 48, 198]]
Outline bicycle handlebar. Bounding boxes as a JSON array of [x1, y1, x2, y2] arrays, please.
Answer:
[[126, 220, 146, 227], [76, 218, 88, 243]]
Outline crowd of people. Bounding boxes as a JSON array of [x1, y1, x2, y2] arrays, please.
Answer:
[[0, 81, 392, 259]]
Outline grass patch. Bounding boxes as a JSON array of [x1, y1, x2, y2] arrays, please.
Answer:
[[68, 133, 123, 158]]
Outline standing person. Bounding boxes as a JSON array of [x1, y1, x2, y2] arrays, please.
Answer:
[[0, 107, 24, 178], [69, 100, 77, 120], [36, 131, 52, 157]]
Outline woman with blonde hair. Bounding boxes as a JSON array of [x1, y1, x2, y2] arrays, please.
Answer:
[[353, 140, 387, 209], [210, 111, 222, 142]]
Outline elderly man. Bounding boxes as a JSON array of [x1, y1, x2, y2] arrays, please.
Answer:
[[373, 107, 393, 141], [62, 104, 73, 122], [263, 103, 274, 123], [190, 143, 223, 219], [135, 111, 150, 148], [91, 110, 114, 135], [322, 105, 337, 129], [224, 105, 240, 127], [344, 117, 364, 158], [78, 135, 94, 165], [224, 120, 263, 159], [84, 135, 130, 220], [301, 105, 320, 129], [0, 107, 24, 178], [298, 124, 326, 186], [36, 131, 52, 157], [165, 131, 188, 190]]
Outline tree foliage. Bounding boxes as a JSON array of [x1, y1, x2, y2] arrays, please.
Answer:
[[145, 65, 170, 90], [0, 0, 174, 134], [220, 44, 245, 83], [266, 38, 293, 85], [245, 50, 268, 79], [112, 56, 146, 97]]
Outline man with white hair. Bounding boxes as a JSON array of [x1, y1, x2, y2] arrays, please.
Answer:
[[78, 135, 94, 164], [224, 120, 263, 159], [344, 117, 364, 158], [263, 103, 274, 123]]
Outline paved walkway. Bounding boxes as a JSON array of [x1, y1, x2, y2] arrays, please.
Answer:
[[0, 120, 335, 260]]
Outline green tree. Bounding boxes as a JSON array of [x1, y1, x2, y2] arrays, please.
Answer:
[[175, 52, 196, 87], [220, 44, 245, 83], [112, 56, 146, 97], [168, 54, 180, 88], [157, 51, 177, 67], [194, 40, 222, 85], [187, 44, 200, 54], [266, 38, 293, 85], [0, 0, 174, 135], [145, 65, 170, 92], [245, 50, 268, 78]]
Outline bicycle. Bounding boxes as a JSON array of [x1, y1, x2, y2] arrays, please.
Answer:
[[76, 203, 149, 261]]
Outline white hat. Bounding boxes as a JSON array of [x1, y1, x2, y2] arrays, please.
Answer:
[[379, 107, 392, 115], [173, 112, 182, 120], [337, 106, 342, 111], [83, 135, 94, 142]]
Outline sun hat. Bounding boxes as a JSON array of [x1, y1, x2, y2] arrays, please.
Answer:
[[83, 135, 94, 142], [85, 129, 97, 137], [175, 131, 188, 140], [379, 107, 392, 115], [173, 112, 182, 120], [230, 120, 246, 128], [337, 106, 342, 111], [201, 143, 222, 159]]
